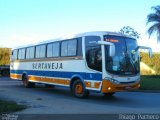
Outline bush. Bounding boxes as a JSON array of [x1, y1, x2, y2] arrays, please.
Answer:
[[140, 52, 160, 75], [0, 48, 11, 65], [0, 100, 26, 113], [140, 75, 160, 90]]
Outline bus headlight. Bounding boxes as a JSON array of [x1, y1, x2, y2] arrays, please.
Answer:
[[105, 77, 120, 84]]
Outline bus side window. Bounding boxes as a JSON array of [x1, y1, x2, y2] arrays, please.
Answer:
[[12, 50, 18, 60], [85, 36, 102, 72], [47, 42, 60, 58], [36, 44, 46, 58], [86, 46, 102, 72], [26, 47, 35, 59], [18, 49, 25, 60], [61, 39, 77, 57], [21, 48, 25, 59]]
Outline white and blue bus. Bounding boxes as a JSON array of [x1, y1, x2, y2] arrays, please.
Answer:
[[10, 31, 152, 98]]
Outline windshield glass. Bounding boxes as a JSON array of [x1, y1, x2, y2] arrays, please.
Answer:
[[104, 35, 140, 75]]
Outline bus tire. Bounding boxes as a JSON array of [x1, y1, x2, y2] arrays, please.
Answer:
[[103, 92, 115, 97], [72, 79, 89, 98], [22, 75, 35, 88]]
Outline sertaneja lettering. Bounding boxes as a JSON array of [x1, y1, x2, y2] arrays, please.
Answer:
[[48, 63, 51, 69], [52, 63, 55, 69], [41, 63, 44, 69], [32, 62, 63, 70], [59, 63, 63, 69], [38, 63, 41, 69], [44, 63, 48, 69]]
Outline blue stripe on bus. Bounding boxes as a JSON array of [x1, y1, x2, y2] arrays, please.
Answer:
[[10, 70, 102, 81]]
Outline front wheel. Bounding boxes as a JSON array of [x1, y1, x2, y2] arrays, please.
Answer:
[[72, 80, 89, 98], [22, 75, 35, 88]]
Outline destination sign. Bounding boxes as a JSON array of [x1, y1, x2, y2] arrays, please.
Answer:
[[105, 39, 119, 43]]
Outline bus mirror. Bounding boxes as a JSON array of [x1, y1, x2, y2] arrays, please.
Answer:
[[138, 46, 152, 58], [98, 41, 115, 56]]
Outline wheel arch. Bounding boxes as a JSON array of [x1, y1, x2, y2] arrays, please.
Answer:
[[22, 72, 28, 80], [70, 75, 86, 91]]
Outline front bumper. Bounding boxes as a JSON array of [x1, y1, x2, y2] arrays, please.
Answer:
[[101, 79, 140, 93]]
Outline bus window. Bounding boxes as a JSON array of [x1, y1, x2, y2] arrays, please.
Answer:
[[86, 46, 102, 72], [85, 36, 102, 72], [18, 48, 25, 60], [47, 42, 60, 58], [36, 45, 46, 58], [26, 48, 30, 59], [21, 48, 25, 59], [61, 41, 68, 56], [30, 47, 35, 59], [13, 49, 18, 60], [61, 39, 77, 57], [26, 47, 35, 59], [47, 44, 52, 57], [68, 40, 77, 56], [52, 42, 59, 57], [40, 45, 46, 58]]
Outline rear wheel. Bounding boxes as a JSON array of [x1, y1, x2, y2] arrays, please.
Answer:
[[22, 75, 35, 88], [72, 79, 89, 98]]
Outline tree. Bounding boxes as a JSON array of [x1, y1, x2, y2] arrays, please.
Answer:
[[0, 48, 11, 65], [120, 26, 140, 39], [146, 5, 160, 43]]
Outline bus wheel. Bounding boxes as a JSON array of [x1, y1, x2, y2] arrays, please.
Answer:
[[103, 92, 115, 97], [72, 79, 89, 98], [22, 75, 35, 88]]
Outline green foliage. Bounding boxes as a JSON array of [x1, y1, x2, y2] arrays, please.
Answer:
[[140, 75, 160, 90], [0, 48, 11, 65], [0, 100, 27, 113], [140, 52, 160, 74], [120, 26, 141, 39], [146, 5, 160, 43]]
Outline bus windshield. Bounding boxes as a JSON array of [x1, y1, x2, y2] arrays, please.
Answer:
[[104, 35, 140, 75]]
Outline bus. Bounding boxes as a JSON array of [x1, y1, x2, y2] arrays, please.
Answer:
[[10, 31, 152, 98]]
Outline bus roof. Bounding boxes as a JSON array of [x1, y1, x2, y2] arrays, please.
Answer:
[[12, 31, 133, 49]]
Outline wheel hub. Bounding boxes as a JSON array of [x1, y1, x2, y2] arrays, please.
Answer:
[[75, 84, 83, 94]]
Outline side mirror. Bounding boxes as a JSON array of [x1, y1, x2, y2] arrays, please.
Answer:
[[98, 41, 115, 56], [138, 46, 152, 58]]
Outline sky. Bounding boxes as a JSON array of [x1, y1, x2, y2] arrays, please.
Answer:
[[0, 0, 160, 52]]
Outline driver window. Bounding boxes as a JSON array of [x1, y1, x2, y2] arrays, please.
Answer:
[[85, 36, 102, 72]]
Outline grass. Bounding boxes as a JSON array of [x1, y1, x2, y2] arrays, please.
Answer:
[[140, 75, 160, 90], [0, 100, 27, 113], [140, 52, 160, 74]]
